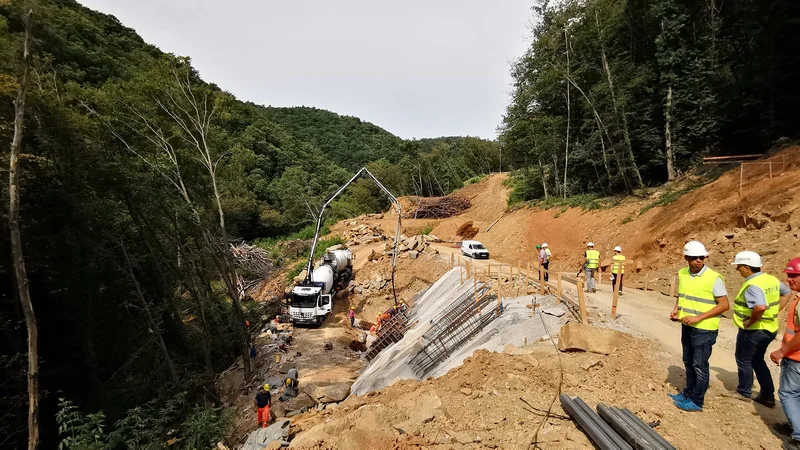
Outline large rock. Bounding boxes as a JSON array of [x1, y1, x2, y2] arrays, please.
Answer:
[[293, 270, 307, 283], [242, 419, 290, 450], [289, 392, 317, 411], [409, 250, 419, 260], [314, 382, 352, 403], [325, 244, 345, 253], [557, 322, 631, 355]]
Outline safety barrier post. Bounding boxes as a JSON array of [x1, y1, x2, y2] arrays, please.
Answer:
[[526, 263, 531, 286], [643, 273, 649, 292], [577, 281, 588, 324], [487, 262, 491, 277], [556, 274, 562, 304], [539, 266, 545, 295], [450, 252, 454, 267], [611, 262, 623, 319], [598, 266, 603, 285]]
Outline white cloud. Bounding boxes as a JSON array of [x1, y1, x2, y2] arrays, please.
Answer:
[[79, 0, 533, 139]]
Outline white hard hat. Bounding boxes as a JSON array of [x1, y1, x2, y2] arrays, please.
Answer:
[[587, 242, 595, 247], [614, 246, 622, 252], [683, 241, 708, 257], [732, 251, 762, 268], [542, 243, 548, 248]]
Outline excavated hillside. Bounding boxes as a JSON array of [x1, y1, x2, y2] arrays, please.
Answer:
[[366, 146, 800, 295], [235, 148, 799, 449]]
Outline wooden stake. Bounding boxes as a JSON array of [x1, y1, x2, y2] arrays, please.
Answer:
[[770, 160, 773, 178], [539, 266, 545, 295], [669, 275, 676, 298], [643, 273, 649, 292], [527, 263, 531, 286], [460, 264, 464, 285], [598, 267, 603, 285], [578, 281, 588, 324], [611, 268, 622, 319], [739, 163, 744, 198], [487, 263, 491, 277], [450, 252, 454, 267], [557, 274, 562, 304]]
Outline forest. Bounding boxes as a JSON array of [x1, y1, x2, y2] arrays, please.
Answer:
[[501, 0, 800, 201], [0, 1, 499, 448]]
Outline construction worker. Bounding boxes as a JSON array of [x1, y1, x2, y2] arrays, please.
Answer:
[[581, 243, 600, 293], [611, 246, 625, 295], [349, 307, 355, 327], [668, 241, 729, 412], [538, 244, 549, 282], [543, 243, 551, 259], [254, 384, 272, 428], [770, 257, 800, 449], [730, 251, 791, 408], [280, 368, 299, 401]]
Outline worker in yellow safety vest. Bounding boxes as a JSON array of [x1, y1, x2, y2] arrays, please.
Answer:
[[668, 241, 729, 412], [580, 242, 600, 293], [611, 246, 625, 295], [729, 251, 791, 408]]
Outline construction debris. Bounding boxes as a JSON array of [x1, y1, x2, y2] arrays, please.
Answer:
[[403, 195, 471, 219]]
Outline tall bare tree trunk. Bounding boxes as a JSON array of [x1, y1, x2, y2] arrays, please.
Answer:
[[538, 157, 549, 199], [9, 12, 39, 450], [665, 84, 676, 181], [563, 26, 571, 199], [595, 10, 644, 189], [118, 240, 179, 383]]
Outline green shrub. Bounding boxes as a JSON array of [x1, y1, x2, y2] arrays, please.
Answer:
[[182, 406, 230, 450], [421, 224, 434, 235], [463, 174, 488, 186], [621, 215, 633, 224]]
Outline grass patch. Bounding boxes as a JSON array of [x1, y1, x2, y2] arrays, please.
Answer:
[[621, 215, 633, 224], [533, 194, 604, 211], [421, 224, 434, 235], [463, 174, 489, 186], [639, 182, 707, 215]]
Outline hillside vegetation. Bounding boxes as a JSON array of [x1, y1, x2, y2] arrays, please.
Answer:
[[501, 0, 800, 201]]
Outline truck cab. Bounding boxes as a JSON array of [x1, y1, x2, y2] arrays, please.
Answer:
[[288, 285, 333, 326], [461, 240, 489, 259]]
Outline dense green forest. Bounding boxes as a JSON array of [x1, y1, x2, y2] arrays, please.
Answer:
[[501, 0, 800, 201], [0, 1, 499, 448]]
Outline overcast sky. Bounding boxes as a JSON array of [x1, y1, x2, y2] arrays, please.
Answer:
[[79, 0, 533, 140]]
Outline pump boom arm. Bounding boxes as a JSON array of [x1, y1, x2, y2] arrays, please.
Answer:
[[304, 168, 402, 294]]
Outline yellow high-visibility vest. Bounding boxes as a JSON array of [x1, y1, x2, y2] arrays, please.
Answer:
[[585, 250, 600, 269], [677, 266, 723, 331], [732, 273, 780, 333], [611, 254, 625, 274]]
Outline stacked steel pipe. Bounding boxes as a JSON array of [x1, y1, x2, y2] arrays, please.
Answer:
[[560, 395, 675, 450]]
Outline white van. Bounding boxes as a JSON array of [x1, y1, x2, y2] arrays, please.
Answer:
[[461, 240, 489, 259]]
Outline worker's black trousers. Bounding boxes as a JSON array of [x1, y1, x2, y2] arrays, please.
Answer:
[[543, 262, 549, 282]]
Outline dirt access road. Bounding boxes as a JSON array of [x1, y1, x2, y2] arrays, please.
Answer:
[[432, 242, 786, 422]]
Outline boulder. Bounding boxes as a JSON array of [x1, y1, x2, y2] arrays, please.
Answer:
[[289, 392, 317, 410], [409, 251, 419, 260], [242, 420, 290, 450], [314, 382, 352, 403], [557, 322, 631, 355], [325, 244, 345, 253], [272, 404, 287, 418], [293, 270, 308, 283]]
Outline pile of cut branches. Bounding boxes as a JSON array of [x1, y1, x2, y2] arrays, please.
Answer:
[[230, 242, 274, 275], [404, 196, 470, 219]]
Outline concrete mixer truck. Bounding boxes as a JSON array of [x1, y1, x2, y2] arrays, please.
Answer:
[[287, 167, 403, 326], [288, 249, 353, 325]]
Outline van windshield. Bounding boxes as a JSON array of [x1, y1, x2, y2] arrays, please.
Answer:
[[472, 244, 486, 250]]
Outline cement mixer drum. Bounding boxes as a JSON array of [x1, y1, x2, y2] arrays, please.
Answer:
[[311, 265, 335, 294]]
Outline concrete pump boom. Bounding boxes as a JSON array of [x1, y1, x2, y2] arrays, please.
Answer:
[[303, 168, 402, 303]]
